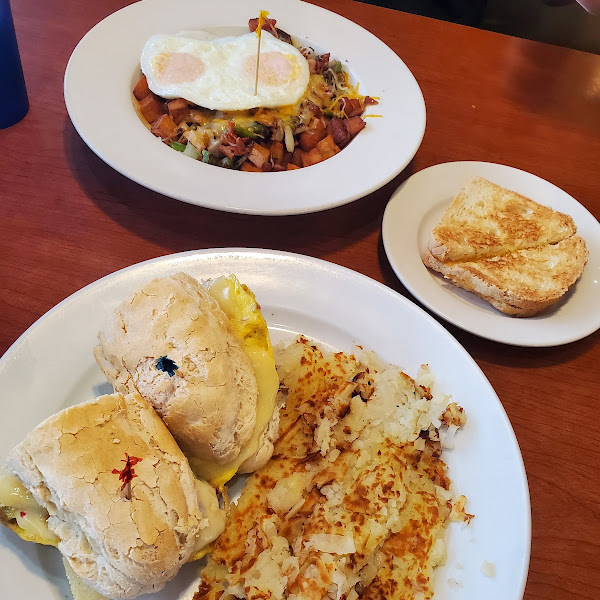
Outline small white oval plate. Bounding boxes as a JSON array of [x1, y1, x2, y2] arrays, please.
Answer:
[[64, 0, 425, 215], [382, 161, 600, 347], [0, 249, 529, 600]]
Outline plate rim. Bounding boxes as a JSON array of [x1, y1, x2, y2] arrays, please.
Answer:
[[63, 0, 426, 216], [381, 160, 600, 347], [0, 248, 531, 599]]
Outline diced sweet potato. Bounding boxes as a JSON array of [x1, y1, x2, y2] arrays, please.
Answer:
[[241, 161, 261, 172], [248, 142, 271, 168], [281, 149, 293, 168], [292, 148, 305, 167], [270, 140, 284, 164], [340, 97, 363, 117], [189, 109, 206, 125], [299, 118, 326, 151], [316, 135, 340, 160], [301, 147, 324, 167], [287, 163, 301, 170], [139, 93, 165, 124], [151, 114, 178, 140], [133, 76, 151, 100], [168, 98, 191, 125]]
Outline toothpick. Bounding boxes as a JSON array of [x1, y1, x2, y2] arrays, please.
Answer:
[[254, 10, 269, 97], [254, 32, 262, 96]]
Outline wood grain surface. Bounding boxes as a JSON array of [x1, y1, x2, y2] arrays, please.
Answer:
[[1, 0, 599, 598]]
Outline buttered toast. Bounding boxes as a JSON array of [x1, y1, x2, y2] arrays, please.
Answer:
[[423, 177, 589, 317], [423, 235, 588, 316], [428, 177, 577, 263]]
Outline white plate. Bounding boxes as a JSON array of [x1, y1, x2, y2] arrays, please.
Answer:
[[0, 249, 531, 600], [64, 0, 425, 215], [382, 161, 600, 347], [0, 249, 529, 600]]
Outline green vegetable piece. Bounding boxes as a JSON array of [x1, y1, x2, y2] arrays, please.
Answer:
[[220, 157, 235, 169], [330, 60, 343, 73], [234, 122, 266, 139], [234, 156, 247, 169], [169, 141, 187, 152], [201, 150, 218, 165]]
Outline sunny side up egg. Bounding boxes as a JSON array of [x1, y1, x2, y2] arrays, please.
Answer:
[[140, 31, 311, 111]]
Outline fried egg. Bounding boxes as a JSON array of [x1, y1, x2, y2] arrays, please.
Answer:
[[140, 31, 310, 111]]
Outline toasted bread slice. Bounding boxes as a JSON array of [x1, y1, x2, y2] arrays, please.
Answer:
[[429, 177, 577, 262], [423, 235, 588, 316]]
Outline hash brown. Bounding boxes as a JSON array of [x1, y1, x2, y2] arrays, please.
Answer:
[[195, 337, 469, 600]]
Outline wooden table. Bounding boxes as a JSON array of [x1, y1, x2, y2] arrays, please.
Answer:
[[2, 0, 599, 598]]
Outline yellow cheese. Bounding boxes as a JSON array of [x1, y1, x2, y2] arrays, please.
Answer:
[[190, 275, 279, 488], [0, 467, 58, 546]]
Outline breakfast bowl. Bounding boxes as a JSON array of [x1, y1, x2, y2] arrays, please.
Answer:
[[64, 0, 426, 215]]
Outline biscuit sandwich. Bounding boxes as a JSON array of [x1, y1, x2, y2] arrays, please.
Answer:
[[0, 391, 225, 599], [94, 273, 280, 487]]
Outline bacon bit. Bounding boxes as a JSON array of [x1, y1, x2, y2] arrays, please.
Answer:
[[113, 453, 142, 499], [221, 123, 252, 158], [248, 17, 278, 37], [344, 116, 366, 137], [20, 512, 26, 518], [313, 53, 330, 75], [326, 116, 366, 148], [326, 117, 349, 147], [220, 142, 247, 159]]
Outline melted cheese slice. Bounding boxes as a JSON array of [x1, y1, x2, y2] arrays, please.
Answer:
[[190, 275, 279, 488], [0, 467, 58, 546], [190, 478, 226, 558]]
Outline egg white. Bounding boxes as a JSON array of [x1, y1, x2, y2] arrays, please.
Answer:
[[140, 31, 310, 111]]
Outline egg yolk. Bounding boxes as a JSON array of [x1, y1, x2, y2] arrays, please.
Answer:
[[152, 52, 205, 85], [243, 52, 296, 86]]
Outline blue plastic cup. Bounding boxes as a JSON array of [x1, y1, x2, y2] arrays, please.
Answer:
[[0, 0, 28, 129]]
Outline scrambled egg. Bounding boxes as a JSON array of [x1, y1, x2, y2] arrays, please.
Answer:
[[194, 275, 279, 488]]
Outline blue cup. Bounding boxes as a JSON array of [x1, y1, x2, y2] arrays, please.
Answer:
[[0, 0, 28, 129]]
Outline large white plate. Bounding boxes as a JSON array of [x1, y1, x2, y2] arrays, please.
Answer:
[[64, 0, 425, 215], [0, 249, 529, 600], [382, 161, 600, 347]]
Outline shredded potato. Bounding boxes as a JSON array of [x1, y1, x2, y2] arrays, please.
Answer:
[[195, 336, 471, 600]]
